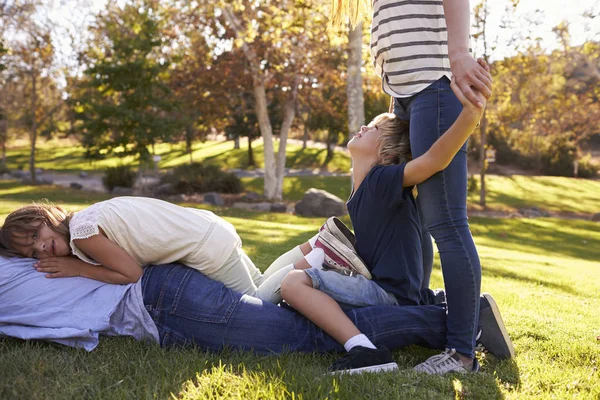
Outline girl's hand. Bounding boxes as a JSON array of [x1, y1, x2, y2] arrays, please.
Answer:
[[450, 79, 485, 122], [450, 53, 493, 107], [35, 256, 82, 279]]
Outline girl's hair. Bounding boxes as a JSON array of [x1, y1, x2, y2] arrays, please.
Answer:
[[330, 0, 371, 28], [372, 113, 412, 166], [0, 202, 73, 258]]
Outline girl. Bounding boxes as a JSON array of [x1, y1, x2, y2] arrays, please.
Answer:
[[331, 0, 492, 373], [0, 197, 290, 301]]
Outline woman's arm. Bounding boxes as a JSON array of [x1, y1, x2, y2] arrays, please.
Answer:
[[403, 79, 484, 187], [443, 0, 492, 106], [36, 234, 143, 284]]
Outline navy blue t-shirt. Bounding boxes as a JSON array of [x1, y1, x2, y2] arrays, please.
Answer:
[[347, 164, 425, 305]]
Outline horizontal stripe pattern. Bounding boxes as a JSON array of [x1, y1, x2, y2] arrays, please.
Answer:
[[371, 0, 453, 97]]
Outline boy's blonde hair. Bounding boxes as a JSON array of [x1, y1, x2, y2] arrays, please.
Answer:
[[371, 113, 411, 166], [0, 202, 72, 257]]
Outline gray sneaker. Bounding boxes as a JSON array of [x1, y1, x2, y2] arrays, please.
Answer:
[[414, 348, 480, 375], [476, 293, 515, 359], [314, 229, 372, 279], [320, 217, 357, 253]]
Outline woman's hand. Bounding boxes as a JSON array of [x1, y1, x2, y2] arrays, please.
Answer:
[[450, 77, 486, 123], [450, 53, 493, 108], [35, 256, 83, 278]]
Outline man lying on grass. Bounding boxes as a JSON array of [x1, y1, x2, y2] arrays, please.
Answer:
[[0, 255, 513, 370]]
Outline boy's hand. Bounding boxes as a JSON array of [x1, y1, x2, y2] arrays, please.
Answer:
[[450, 79, 485, 123], [35, 256, 82, 278]]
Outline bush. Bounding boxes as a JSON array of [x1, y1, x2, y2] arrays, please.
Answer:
[[164, 163, 242, 194], [0, 163, 10, 175], [576, 154, 599, 179], [468, 175, 479, 194], [103, 165, 136, 191]]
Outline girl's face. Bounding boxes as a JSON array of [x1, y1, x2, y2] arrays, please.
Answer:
[[348, 123, 381, 161], [12, 224, 70, 259]]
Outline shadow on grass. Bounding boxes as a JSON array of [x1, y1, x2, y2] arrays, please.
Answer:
[[483, 262, 579, 296], [471, 217, 600, 263]]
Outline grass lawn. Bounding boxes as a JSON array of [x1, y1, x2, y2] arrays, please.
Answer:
[[1, 181, 599, 399], [4, 139, 351, 173]]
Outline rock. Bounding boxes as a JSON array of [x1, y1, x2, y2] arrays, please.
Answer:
[[270, 203, 287, 213], [591, 213, 600, 222], [232, 202, 273, 212], [79, 171, 89, 178], [11, 170, 28, 179], [518, 207, 550, 218], [295, 188, 347, 217], [241, 191, 262, 202], [155, 183, 175, 196], [204, 192, 224, 206], [112, 186, 134, 195], [70, 182, 83, 190], [36, 177, 54, 185]]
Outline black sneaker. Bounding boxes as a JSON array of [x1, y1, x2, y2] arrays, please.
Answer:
[[328, 346, 398, 375], [477, 293, 515, 359]]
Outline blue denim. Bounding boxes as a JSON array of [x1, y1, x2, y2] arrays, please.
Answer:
[[141, 264, 447, 353], [394, 76, 481, 358], [304, 268, 398, 311]]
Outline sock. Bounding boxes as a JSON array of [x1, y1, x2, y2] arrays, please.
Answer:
[[303, 248, 324, 269], [262, 246, 304, 279], [308, 233, 319, 248], [255, 265, 294, 304], [344, 334, 376, 352]]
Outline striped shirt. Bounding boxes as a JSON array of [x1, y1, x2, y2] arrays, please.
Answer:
[[371, 0, 452, 98]]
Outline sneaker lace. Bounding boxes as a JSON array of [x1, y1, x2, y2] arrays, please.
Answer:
[[419, 349, 463, 374]]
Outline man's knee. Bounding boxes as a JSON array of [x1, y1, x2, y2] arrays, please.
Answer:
[[280, 270, 310, 300]]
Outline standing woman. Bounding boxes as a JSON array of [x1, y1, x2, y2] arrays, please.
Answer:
[[331, 0, 493, 373]]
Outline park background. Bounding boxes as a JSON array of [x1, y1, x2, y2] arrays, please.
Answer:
[[1, 0, 599, 398]]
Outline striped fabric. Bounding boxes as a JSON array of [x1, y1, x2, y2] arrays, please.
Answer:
[[371, 0, 452, 98]]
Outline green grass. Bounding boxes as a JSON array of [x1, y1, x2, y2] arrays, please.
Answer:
[[5, 139, 351, 173], [0, 181, 599, 398], [242, 174, 600, 215]]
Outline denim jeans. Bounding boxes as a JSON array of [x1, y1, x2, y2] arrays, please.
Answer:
[[141, 264, 447, 353], [304, 267, 398, 311], [394, 76, 481, 358]]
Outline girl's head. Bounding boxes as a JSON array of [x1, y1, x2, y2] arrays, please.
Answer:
[[348, 113, 411, 167], [0, 202, 72, 259]]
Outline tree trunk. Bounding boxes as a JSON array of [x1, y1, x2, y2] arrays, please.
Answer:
[[247, 136, 255, 167], [29, 71, 37, 184], [346, 22, 365, 138], [302, 118, 309, 149], [234, 136, 240, 149], [274, 80, 299, 199], [222, 6, 278, 199], [479, 109, 488, 207], [0, 119, 6, 167]]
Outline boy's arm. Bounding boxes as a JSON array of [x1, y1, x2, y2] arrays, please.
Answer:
[[403, 80, 484, 187], [35, 234, 143, 284]]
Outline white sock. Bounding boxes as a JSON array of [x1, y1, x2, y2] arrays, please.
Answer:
[[344, 334, 376, 352], [308, 233, 319, 248], [302, 248, 324, 269]]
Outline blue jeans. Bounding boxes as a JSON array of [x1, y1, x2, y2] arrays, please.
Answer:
[[141, 264, 447, 353], [304, 267, 398, 311], [394, 76, 481, 358]]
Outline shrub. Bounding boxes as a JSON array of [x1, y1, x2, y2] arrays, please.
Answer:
[[164, 163, 242, 194], [0, 163, 9, 175], [468, 175, 479, 194], [103, 165, 136, 191], [576, 154, 599, 179]]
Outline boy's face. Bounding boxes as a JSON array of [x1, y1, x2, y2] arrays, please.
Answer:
[[11, 223, 70, 259], [348, 123, 381, 161]]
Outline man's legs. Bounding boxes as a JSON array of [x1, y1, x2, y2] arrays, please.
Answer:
[[141, 264, 447, 353]]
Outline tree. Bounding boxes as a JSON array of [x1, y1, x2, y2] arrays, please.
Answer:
[[346, 22, 364, 139], [218, 0, 339, 200], [70, 0, 182, 166]]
